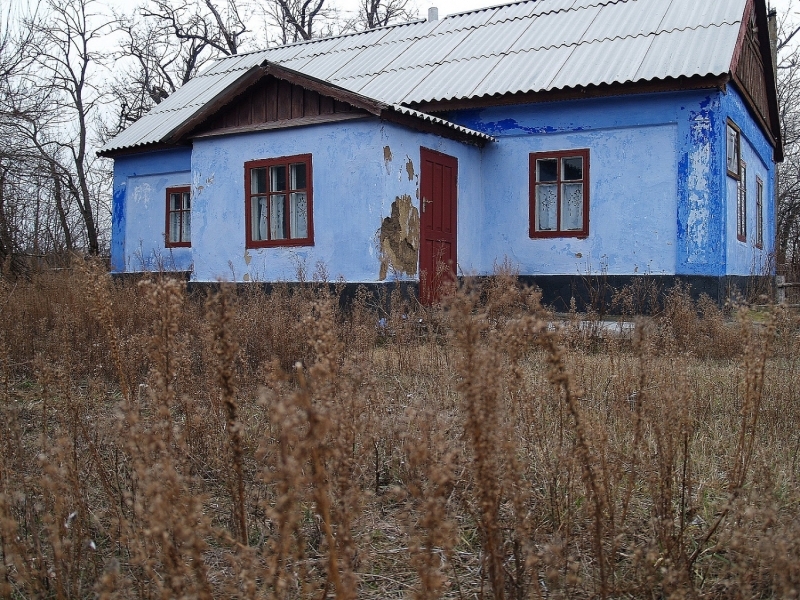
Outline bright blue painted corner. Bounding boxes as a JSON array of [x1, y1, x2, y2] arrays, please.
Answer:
[[111, 148, 192, 273], [675, 95, 726, 276]]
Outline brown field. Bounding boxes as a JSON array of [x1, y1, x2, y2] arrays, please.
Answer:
[[1, 265, 799, 599]]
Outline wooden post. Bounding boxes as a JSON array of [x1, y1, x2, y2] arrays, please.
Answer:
[[777, 275, 786, 304]]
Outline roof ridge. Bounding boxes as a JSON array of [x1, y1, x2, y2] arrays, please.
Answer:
[[210, 19, 427, 63], [210, 0, 628, 66]]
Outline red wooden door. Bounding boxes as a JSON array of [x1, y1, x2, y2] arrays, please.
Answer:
[[419, 148, 458, 304]]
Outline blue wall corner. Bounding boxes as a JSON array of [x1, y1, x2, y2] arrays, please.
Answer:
[[111, 147, 193, 273]]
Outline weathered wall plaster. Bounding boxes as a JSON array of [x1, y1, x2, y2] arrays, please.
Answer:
[[114, 88, 776, 283], [451, 92, 690, 276], [447, 88, 777, 278], [111, 148, 192, 273], [187, 118, 481, 282], [722, 85, 776, 276], [378, 195, 420, 279]]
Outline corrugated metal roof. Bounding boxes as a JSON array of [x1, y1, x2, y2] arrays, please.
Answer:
[[102, 0, 747, 153]]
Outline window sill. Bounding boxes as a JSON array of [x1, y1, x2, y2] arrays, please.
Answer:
[[529, 232, 589, 239], [246, 239, 315, 249], [166, 242, 191, 248]]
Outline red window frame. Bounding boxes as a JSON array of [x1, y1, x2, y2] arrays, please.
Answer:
[[755, 176, 764, 249], [245, 154, 314, 249], [529, 149, 590, 239], [165, 186, 191, 248]]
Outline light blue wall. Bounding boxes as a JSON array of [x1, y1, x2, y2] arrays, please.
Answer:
[[111, 148, 192, 273], [189, 118, 482, 282], [449, 90, 744, 277], [722, 84, 776, 276], [112, 88, 776, 281]]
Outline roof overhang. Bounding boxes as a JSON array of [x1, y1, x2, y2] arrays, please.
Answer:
[[729, 0, 783, 162], [99, 60, 494, 157]]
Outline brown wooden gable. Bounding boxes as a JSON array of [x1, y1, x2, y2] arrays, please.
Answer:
[[731, 0, 782, 158], [192, 74, 365, 139]]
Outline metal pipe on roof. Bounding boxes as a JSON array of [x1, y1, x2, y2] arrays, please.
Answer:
[[428, 7, 439, 21]]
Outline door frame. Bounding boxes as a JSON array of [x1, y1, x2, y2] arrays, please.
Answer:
[[419, 147, 458, 304]]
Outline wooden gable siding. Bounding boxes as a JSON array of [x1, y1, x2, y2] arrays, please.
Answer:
[[734, 5, 771, 133], [196, 75, 359, 135]]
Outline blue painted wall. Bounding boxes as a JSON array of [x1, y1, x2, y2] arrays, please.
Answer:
[[112, 87, 776, 281], [189, 118, 481, 282], [111, 148, 192, 273], [722, 84, 776, 276], [449, 89, 755, 277]]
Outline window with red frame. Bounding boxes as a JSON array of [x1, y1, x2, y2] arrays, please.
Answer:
[[529, 149, 589, 238], [727, 120, 741, 179], [165, 186, 191, 247], [245, 154, 313, 248]]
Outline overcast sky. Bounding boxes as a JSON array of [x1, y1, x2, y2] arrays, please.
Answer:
[[351, 0, 798, 23]]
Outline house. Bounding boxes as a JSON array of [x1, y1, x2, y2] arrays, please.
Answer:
[[100, 0, 781, 306]]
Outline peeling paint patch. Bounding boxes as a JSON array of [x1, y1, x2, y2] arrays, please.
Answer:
[[379, 195, 420, 280], [244, 248, 252, 266], [132, 183, 152, 208], [405, 156, 415, 181], [243, 273, 251, 282], [686, 114, 712, 264], [383, 146, 393, 173]]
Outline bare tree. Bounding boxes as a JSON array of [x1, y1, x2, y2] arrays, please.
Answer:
[[359, 0, 417, 30], [107, 11, 211, 134], [141, 0, 248, 56], [267, 0, 330, 43], [0, 1, 42, 270], [776, 3, 800, 274], [26, 0, 111, 255]]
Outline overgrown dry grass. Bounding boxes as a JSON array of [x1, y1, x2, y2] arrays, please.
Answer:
[[1, 264, 799, 599]]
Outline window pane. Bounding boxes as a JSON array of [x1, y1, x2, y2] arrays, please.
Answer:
[[757, 180, 763, 246], [252, 196, 267, 241], [536, 184, 557, 231], [183, 192, 191, 210], [251, 168, 267, 194], [537, 159, 557, 183], [290, 192, 308, 238], [727, 126, 739, 174], [562, 157, 583, 181], [561, 183, 583, 230], [181, 211, 191, 242], [169, 212, 180, 243], [270, 165, 286, 192], [270, 194, 286, 239], [290, 162, 306, 190], [738, 161, 747, 239], [170, 193, 181, 211]]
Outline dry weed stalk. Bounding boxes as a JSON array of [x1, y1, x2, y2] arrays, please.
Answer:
[[207, 285, 248, 546], [402, 407, 458, 600]]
